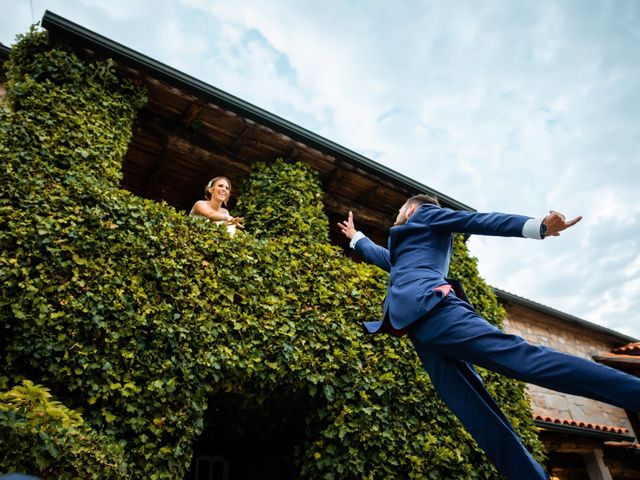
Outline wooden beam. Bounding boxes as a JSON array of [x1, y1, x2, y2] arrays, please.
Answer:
[[545, 451, 591, 472], [144, 138, 172, 198], [167, 135, 250, 173], [593, 354, 640, 366], [323, 192, 393, 232], [284, 148, 300, 163], [140, 112, 251, 167], [583, 449, 613, 480], [229, 125, 254, 152], [602, 457, 640, 479], [181, 102, 204, 128], [321, 167, 342, 190], [358, 185, 381, 204], [538, 431, 603, 454]]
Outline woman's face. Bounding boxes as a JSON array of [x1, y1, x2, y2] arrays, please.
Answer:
[[209, 179, 230, 203]]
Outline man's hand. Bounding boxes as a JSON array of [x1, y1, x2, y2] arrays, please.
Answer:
[[338, 211, 357, 240], [544, 210, 582, 237]]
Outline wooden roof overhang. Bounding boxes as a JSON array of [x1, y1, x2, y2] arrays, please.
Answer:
[[40, 10, 474, 247], [593, 353, 640, 376], [534, 421, 639, 480], [601, 444, 640, 480]]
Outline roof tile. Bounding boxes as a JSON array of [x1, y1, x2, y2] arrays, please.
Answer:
[[534, 415, 630, 434]]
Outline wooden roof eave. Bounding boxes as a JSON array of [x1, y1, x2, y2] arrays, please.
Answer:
[[40, 10, 474, 215], [593, 354, 640, 367]]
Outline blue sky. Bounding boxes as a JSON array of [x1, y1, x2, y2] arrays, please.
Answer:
[[3, 0, 639, 338]]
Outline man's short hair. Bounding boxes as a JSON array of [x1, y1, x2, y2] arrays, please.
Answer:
[[406, 193, 440, 207]]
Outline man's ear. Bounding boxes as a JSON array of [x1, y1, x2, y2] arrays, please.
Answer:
[[406, 203, 418, 219]]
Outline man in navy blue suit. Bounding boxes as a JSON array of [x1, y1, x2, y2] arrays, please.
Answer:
[[339, 194, 640, 480]]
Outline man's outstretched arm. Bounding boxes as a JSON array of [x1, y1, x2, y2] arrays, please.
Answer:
[[415, 203, 581, 239], [338, 211, 391, 272]]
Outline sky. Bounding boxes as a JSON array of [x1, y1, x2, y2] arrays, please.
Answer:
[[2, 1, 639, 338]]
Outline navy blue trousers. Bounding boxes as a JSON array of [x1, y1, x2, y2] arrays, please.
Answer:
[[408, 291, 640, 480]]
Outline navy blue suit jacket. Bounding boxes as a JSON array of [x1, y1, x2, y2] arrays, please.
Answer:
[[355, 204, 533, 335]]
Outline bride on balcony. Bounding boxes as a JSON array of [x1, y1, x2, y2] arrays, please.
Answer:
[[190, 176, 244, 236]]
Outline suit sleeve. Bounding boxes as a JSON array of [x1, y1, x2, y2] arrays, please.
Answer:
[[353, 234, 391, 272], [416, 205, 538, 238]]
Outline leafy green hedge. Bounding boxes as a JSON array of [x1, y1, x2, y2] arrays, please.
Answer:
[[0, 28, 544, 479], [236, 158, 330, 243], [0, 380, 129, 478]]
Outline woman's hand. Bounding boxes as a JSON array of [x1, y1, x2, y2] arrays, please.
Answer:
[[226, 216, 245, 229]]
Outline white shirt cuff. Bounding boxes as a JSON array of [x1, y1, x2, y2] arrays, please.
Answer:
[[350, 231, 365, 249], [522, 218, 545, 240]]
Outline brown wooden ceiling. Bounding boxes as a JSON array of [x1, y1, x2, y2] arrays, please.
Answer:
[[121, 72, 415, 246]]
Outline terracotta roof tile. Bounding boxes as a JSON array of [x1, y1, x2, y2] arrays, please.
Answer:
[[612, 342, 640, 355], [534, 415, 630, 434]]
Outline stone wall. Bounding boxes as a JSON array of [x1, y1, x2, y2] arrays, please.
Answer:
[[501, 302, 633, 432]]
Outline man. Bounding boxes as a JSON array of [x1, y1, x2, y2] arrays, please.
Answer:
[[339, 194, 640, 480]]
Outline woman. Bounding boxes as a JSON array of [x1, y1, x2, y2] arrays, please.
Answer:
[[190, 176, 244, 234]]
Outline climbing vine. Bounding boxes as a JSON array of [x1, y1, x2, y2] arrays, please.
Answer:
[[0, 27, 544, 479]]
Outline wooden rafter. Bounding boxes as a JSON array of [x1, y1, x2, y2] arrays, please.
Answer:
[[144, 137, 172, 198], [323, 192, 393, 232], [141, 113, 249, 166], [284, 148, 300, 162], [358, 185, 381, 204], [181, 102, 204, 128], [322, 167, 345, 191], [229, 125, 254, 152]]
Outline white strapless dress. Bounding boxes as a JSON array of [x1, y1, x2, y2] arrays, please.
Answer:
[[189, 210, 237, 237]]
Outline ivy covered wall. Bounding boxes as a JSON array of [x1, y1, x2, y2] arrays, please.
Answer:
[[0, 29, 544, 479]]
